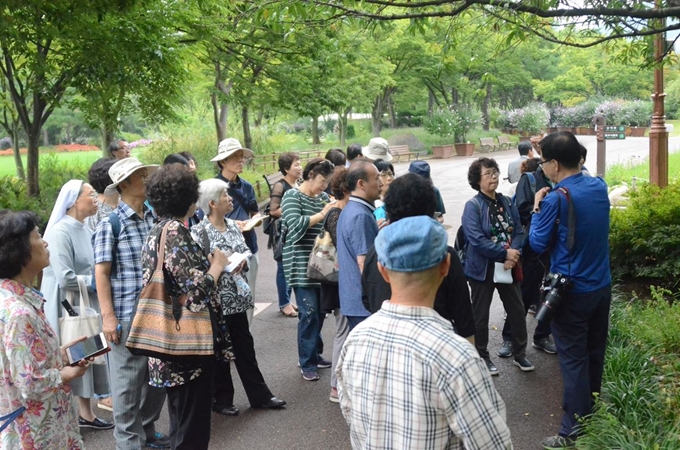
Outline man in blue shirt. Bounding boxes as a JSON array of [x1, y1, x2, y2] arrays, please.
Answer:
[[337, 161, 382, 329], [529, 132, 611, 450], [213, 138, 259, 325]]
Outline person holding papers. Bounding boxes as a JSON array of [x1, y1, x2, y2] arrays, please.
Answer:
[[192, 179, 286, 418]]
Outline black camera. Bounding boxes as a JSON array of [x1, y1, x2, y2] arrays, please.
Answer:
[[535, 273, 572, 324]]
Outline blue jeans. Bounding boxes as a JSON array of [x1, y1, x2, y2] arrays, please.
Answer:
[[551, 284, 611, 437], [293, 286, 325, 371], [276, 259, 292, 309], [346, 315, 368, 331]]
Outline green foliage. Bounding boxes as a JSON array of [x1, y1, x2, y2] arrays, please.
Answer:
[[423, 108, 456, 141], [0, 154, 90, 228], [609, 183, 680, 289], [578, 295, 680, 449], [423, 106, 482, 143]]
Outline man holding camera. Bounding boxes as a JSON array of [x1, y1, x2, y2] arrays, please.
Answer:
[[529, 132, 611, 450]]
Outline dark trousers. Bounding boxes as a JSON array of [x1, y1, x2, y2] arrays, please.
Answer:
[[346, 315, 368, 331], [213, 312, 273, 408], [502, 253, 552, 342], [551, 284, 611, 437], [469, 263, 527, 359], [167, 361, 214, 450]]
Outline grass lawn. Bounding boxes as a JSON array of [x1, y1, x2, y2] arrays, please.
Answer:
[[0, 149, 106, 178], [606, 146, 680, 186]]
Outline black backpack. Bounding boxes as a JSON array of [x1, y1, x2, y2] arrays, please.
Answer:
[[453, 197, 482, 268]]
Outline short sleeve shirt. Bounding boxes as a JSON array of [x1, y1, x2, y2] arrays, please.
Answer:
[[92, 201, 156, 322], [337, 197, 379, 317]]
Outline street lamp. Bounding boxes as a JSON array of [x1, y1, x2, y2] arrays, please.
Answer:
[[649, 0, 669, 187]]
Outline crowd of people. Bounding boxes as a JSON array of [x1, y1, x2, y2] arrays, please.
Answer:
[[0, 131, 611, 450]]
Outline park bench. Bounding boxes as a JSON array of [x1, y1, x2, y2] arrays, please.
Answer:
[[497, 135, 512, 150], [250, 149, 326, 172], [262, 172, 285, 195], [389, 144, 419, 162], [479, 137, 498, 153]]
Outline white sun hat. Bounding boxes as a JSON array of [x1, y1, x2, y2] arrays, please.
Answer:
[[362, 137, 392, 162], [210, 138, 254, 162], [106, 157, 159, 190]]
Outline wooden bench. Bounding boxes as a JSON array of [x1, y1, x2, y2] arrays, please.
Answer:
[[389, 144, 419, 162], [497, 135, 512, 150], [250, 149, 326, 172], [262, 172, 285, 196], [479, 137, 498, 153]]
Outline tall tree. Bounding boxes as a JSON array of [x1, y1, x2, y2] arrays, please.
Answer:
[[0, 0, 169, 196], [70, 4, 187, 154]]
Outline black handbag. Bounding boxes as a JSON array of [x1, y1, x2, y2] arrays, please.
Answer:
[[272, 219, 287, 262]]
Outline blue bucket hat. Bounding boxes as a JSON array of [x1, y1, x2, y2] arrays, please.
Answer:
[[408, 160, 431, 179], [375, 216, 448, 272]]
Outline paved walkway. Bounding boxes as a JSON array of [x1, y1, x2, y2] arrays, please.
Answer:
[[82, 136, 678, 449]]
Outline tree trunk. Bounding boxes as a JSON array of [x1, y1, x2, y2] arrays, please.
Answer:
[[428, 90, 435, 114], [26, 131, 40, 197], [311, 116, 320, 145], [10, 120, 26, 180], [371, 95, 384, 137], [100, 124, 115, 157], [338, 109, 350, 147], [241, 105, 252, 151], [42, 128, 49, 146], [11, 124, 25, 179], [254, 108, 264, 127], [388, 96, 397, 128], [211, 92, 228, 143], [482, 84, 492, 131]]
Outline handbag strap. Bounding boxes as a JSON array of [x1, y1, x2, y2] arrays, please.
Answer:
[[64, 275, 92, 313], [0, 406, 26, 433], [155, 221, 173, 272]]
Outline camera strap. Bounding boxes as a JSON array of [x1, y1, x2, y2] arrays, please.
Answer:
[[553, 187, 575, 276]]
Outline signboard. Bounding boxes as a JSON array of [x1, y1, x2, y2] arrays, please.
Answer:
[[604, 126, 625, 140], [604, 133, 625, 140], [604, 125, 625, 132]]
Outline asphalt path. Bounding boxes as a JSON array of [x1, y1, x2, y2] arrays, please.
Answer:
[[83, 136, 680, 449]]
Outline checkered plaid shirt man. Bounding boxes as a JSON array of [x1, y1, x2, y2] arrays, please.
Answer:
[[337, 301, 512, 449], [93, 201, 156, 321]]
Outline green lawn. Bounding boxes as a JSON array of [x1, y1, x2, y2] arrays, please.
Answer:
[[0, 150, 106, 178]]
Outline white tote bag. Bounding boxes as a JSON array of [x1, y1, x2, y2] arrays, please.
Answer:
[[59, 276, 106, 364], [493, 262, 513, 285]]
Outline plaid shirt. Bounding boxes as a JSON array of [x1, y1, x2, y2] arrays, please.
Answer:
[[93, 201, 155, 321], [337, 301, 512, 450]]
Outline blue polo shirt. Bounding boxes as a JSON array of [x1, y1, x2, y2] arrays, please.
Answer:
[[216, 173, 259, 254], [337, 196, 379, 317], [529, 173, 611, 293]]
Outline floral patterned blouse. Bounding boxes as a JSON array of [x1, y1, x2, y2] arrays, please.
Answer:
[[0, 279, 83, 450], [142, 219, 229, 389], [191, 218, 253, 316], [482, 193, 514, 249]]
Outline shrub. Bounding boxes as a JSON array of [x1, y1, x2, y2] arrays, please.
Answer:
[[577, 294, 680, 449], [346, 124, 355, 139], [0, 154, 90, 229], [0, 137, 12, 150], [423, 108, 456, 143], [609, 182, 680, 289], [515, 102, 549, 135]]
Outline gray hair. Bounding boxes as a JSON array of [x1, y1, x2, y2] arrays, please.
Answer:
[[198, 179, 229, 216]]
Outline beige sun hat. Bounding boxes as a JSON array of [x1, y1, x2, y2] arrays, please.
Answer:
[[210, 138, 254, 162], [362, 137, 392, 162], [106, 157, 159, 190]]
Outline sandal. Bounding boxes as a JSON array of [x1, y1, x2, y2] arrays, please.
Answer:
[[280, 305, 298, 317]]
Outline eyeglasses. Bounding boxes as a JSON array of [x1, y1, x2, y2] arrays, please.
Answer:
[[538, 159, 554, 167], [482, 170, 500, 178]]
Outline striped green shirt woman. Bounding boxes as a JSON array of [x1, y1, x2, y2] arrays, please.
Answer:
[[281, 188, 331, 287]]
